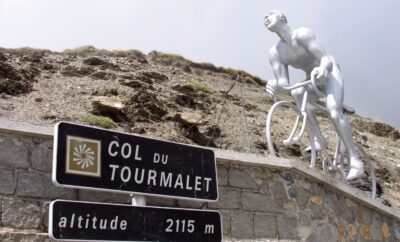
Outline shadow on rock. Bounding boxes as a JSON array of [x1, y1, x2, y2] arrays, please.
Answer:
[[0, 52, 38, 95], [123, 89, 168, 122]]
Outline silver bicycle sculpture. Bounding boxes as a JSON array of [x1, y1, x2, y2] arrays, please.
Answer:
[[266, 75, 377, 199]]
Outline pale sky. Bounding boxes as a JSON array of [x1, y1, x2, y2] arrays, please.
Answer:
[[1, 0, 399, 128]]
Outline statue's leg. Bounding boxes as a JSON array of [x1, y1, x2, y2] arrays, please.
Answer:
[[305, 104, 326, 149], [325, 69, 364, 180], [291, 87, 322, 150]]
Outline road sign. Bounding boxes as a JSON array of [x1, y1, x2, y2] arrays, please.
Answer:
[[53, 122, 218, 201], [49, 200, 222, 242]]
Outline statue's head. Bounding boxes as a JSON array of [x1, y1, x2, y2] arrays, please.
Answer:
[[264, 10, 287, 32]]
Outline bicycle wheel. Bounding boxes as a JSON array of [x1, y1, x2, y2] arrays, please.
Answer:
[[266, 101, 316, 167], [334, 140, 377, 199]]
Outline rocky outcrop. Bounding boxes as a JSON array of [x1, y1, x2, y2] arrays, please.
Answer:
[[0, 51, 39, 95], [353, 118, 400, 140]]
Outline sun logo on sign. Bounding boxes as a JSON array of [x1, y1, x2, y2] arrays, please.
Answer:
[[73, 143, 95, 169], [66, 136, 101, 177]]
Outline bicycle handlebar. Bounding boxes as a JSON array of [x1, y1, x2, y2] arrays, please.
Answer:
[[278, 74, 325, 97], [279, 80, 312, 91]]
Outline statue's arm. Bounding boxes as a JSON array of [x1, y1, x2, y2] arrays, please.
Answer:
[[297, 28, 333, 78], [267, 46, 290, 96]]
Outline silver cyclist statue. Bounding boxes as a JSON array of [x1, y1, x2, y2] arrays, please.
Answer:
[[264, 10, 364, 180]]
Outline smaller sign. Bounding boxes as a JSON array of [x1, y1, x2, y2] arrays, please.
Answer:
[[49, 200, 222, 242]]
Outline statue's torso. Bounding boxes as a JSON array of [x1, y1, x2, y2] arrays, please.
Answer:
[[274, 29, 321, 74]]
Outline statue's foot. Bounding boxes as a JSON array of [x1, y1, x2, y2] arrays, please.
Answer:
[[346, 159, 365, 181]]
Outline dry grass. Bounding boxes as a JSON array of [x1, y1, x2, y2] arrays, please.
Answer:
[[185, 79, 214, 94], [83, 114, 118, 129]]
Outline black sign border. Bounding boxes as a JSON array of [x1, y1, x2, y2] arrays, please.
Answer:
[[52, 122, 219, 202], [48, 199, 223, 242]]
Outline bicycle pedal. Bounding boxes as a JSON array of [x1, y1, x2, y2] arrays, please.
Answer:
[[302, 150, 312, 158], [301, 147, 314, 157], [283, 138, 299, 146]]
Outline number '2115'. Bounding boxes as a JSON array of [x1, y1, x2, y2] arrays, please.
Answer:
[[165, 219, 195, 233]]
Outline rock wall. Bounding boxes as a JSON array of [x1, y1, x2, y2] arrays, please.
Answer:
[[0, 120, 399, 242]]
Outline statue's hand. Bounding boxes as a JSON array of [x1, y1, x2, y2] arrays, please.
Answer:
[[266, 79, 278, 97], [311, 67, 328, 81]]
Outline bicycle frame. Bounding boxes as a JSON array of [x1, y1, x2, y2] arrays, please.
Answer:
[[268, 77, 338, 173], [266, 76, 377, 198]]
